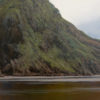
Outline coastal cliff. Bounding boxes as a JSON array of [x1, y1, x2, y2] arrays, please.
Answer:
[[0, 0, 100, 76]]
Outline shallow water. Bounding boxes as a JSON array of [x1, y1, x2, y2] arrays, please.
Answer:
[[0, 80, 100, 100]]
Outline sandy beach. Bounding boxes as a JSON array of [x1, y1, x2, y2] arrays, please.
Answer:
[[0, 76, 100, 82]]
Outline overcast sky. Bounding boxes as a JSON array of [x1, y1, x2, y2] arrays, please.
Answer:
[[50, 0, 100, 25]]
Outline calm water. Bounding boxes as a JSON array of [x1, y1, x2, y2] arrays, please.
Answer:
[[0, 81, 100, 100]]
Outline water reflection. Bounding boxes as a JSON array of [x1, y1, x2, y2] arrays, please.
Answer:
[[0, 82, 100, 100]]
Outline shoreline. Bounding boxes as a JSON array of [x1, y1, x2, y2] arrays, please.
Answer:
[[0, 76, 100, 82]]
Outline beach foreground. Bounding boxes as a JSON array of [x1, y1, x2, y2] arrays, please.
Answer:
[[0, 76, 100, 100]]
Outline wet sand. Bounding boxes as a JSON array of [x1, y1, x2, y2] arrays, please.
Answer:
[[0, 76, 100, 82], [0, 76, 100, 100]]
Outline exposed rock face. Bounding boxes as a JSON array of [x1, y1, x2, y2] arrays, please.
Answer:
[[0, 0, 100, 76]]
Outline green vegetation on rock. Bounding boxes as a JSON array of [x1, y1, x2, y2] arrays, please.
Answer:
[[0, 0, 100, 76]]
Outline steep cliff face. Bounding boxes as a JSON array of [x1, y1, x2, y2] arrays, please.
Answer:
[[0, 0, 100, 76]]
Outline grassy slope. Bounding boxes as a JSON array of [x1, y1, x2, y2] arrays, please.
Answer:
[[0, 0, 100, 75]]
